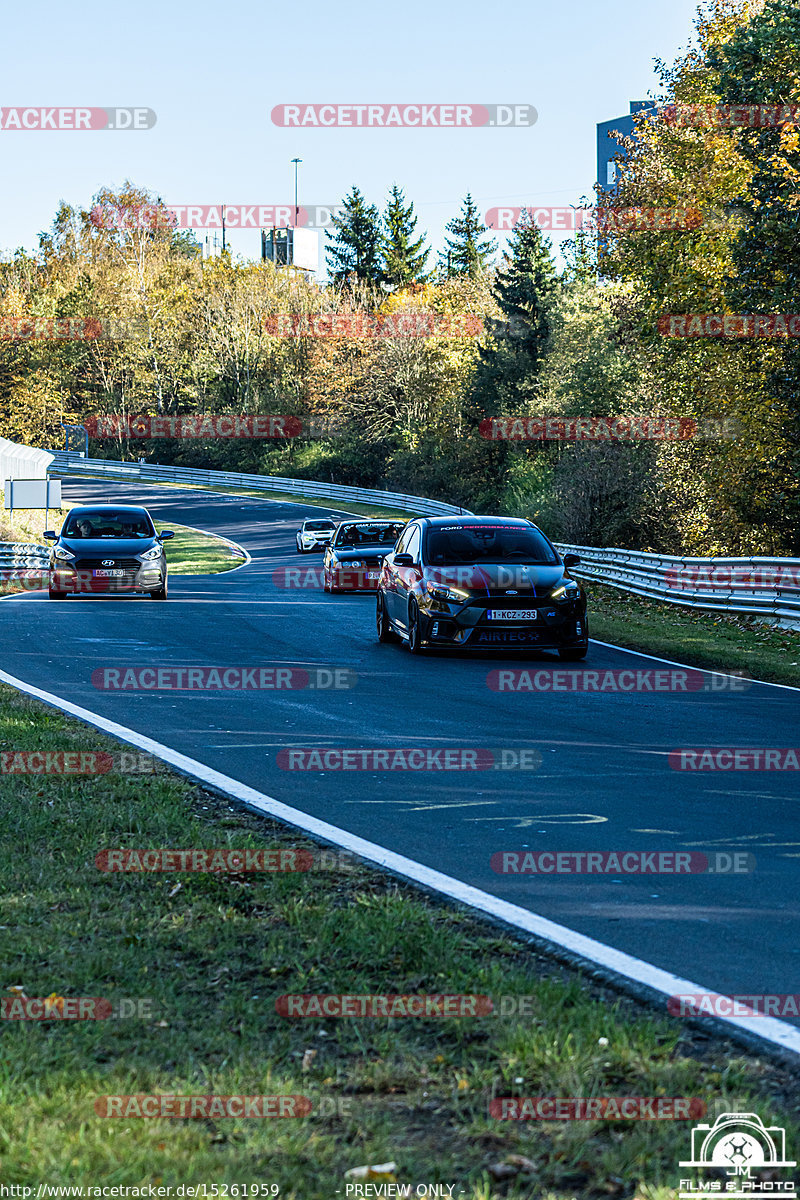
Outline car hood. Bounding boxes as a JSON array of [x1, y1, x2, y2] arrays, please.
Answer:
[[59, 537, 159, 556], [423, 562, 566, 593], [331, 546, 390, 560]]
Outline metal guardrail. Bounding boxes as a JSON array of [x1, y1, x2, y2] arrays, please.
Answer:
[[46, 452, 473, 517], [555, 542, 800, 631], [0, 542, 49, 566], [0, 542, 48, 590]]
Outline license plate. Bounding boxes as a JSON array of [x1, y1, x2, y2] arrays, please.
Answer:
[[93, 569, 126, 578], [366, 571, 381, 580], [486, 609, 537, 620]]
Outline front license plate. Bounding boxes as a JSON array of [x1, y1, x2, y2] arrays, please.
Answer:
[[486, 609, 538, 620], [93, 569, 126, 578], [366, 571, 381, 580]]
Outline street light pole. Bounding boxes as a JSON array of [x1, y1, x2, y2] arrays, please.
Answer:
[[291, 158, 302, 226]]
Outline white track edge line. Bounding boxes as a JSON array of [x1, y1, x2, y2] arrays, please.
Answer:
[[1, 666, 798, 1059], [590, 638, 800, 693], [164, 522, 251, 574]]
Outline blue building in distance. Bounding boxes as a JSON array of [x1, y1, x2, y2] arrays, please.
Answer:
[[597, 101, 657, 192]]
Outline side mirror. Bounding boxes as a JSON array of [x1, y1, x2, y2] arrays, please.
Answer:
[[42, 531, 57, 541], [563, 553, 581, 568], [159, 530, 175, 541], [393, 553, 414, 567]]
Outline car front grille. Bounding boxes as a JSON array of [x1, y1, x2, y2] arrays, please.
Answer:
[[469, 594, 544, 609], [71, 557, 143, 589]]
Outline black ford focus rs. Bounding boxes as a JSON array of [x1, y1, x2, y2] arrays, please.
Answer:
[[43, 505, 174, 600], [376, 515, 587, 657]]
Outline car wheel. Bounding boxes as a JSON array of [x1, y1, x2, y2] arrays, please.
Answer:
[[376, 592, 398, 643], [323, 569, 331, 593], [297, 540, 306, 553], [150, 582, 168, 600], [48, 588, 68, 600], [406, 600, 424, 654], [558, 645, 587, 661]]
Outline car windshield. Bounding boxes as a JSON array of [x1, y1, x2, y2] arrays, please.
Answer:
[[305, 521, 336, 531], [63, 512, 154, 539], [334, 522, 406, 547], [426, 524, 558, 565]]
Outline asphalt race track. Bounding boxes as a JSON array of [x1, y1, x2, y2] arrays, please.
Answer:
[[4, 477, 799, 1023]]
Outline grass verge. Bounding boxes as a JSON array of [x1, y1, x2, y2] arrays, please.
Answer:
[[157, 523, 247, 575], [0, 682, 797, 1196], [586, 582, 800, 688]]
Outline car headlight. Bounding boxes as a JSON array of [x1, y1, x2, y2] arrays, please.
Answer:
[[349, 560, 363, 569], [138, 546, 163, 562], [53, 546, 75, 561], [426, 582, 470, 602], [550, 581, 580, 600]]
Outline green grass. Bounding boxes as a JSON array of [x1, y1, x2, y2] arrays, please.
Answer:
[[586, 582, 800, 688], [0, 683, 797, 1196], [0, 503, 71, 545], [157, 523, 247, 575]]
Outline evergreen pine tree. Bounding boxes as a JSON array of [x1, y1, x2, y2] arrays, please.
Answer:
[[471, 212, 559, 412], [325, 187, 382, 285], [381, 185, 429, 287], [439, 194, 496, 278], [491, 211, 558, 362]]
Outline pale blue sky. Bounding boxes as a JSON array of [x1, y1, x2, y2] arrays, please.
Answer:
[[2, 0, 704, 275]]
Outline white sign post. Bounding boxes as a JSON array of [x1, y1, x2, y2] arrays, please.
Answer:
[[4, 478, 62, 529]]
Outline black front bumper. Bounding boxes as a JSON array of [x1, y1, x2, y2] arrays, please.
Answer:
[[418, 602, 587, 650], [50, 557, 166, 594]]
